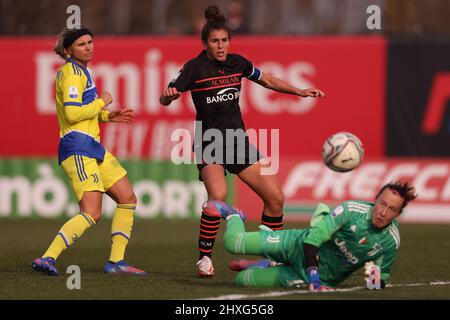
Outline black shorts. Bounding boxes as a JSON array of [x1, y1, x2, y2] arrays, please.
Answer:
[[195, 140, 263, 181]]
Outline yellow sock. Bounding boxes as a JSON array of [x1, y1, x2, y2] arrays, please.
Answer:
[[109, 204, 135, 263], [43, 212, 96, 260]]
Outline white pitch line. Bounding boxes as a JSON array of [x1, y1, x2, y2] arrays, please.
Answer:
[[387, 280, 450, 288], [199, 286, 364, 300], [197, 281, 450, 300]]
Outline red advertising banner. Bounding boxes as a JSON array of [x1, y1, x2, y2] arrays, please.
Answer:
[[0, 36, 385, 159], [237, 158, 450, 223]]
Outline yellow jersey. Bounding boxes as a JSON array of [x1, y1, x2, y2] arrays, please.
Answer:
[[55, 58, 109, 164]]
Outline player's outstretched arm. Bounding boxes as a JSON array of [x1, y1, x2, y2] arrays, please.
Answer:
[[160, 87, 181, 106], [108, 108, 135, 123], [364, 261, 384, 290], [99, 109, 135, 124], [254, 72, 325, 98], [97, 92, 134, 123]]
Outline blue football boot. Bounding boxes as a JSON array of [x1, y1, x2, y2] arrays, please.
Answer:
[[202, 200, 246, 221], [228, 258, 272, 271], [32, 257, 59, 276], [104, 260, 147, 275]]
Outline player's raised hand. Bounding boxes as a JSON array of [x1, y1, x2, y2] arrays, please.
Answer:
[[108, 108, 134, 124], [100, 91, 113, 106], [300, 88, 325, 98]]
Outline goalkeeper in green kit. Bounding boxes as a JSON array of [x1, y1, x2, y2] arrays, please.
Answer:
[[203, 181, 417, 291]]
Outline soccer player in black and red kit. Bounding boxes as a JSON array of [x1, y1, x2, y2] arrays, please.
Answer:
[[160, 5, 325, 277]]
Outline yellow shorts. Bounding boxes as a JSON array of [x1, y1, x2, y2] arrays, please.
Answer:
[[61, 151, 127, 201]]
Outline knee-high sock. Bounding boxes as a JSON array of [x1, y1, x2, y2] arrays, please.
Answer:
[[42, 212, 96, 260], [234, 266, 285, 287], [109, 204, 136, 263], [261, 213, 284, 230], [198, 212, 220, 259], [223, 215, 261, 255]]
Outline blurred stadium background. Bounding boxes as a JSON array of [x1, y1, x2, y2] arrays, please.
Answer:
[[0, 0, 450, 300]]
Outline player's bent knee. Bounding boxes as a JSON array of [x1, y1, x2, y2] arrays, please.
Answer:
[[224, 233, 243, 254]]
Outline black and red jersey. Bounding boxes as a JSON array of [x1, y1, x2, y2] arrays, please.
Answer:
[[168, 50, 261, 136]]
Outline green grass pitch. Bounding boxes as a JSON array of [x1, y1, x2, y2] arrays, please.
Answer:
[[1, 219, 449, 300]]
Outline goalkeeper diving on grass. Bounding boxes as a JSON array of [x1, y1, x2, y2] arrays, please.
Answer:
[[204, 181, 417, 291]]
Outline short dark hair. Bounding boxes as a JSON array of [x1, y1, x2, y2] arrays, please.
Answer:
[[201, 5, 231, 44], [375, 181, 418, 213]]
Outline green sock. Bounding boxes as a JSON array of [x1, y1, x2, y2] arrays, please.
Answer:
[[224, 215, 261, 255], [235, 266, 285, 287]]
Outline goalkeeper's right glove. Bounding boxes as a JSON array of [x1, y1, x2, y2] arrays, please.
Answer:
[[306, 267, 334, 291], [307, 266, 320, 290], [364, 262, 381, 290]]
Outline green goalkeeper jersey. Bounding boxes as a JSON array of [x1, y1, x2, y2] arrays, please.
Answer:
[[265, 201, 400, 287]]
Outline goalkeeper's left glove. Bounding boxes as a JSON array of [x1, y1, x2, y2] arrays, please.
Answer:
[[364, 262, 381, 290]]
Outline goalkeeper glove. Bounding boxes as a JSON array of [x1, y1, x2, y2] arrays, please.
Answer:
[[364, 262, 381, 290], [306, 266, 320, 290], [306, 267, 335, 291]]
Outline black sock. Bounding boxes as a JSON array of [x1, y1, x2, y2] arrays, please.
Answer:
[[198, 212, 220, 259], [261, 213, 284, 230]]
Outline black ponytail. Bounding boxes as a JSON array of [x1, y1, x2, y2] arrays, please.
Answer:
[[201, 5, 231, 43]]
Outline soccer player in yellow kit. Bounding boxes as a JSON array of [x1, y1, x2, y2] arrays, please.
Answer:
[[32, 27, 146, 275]]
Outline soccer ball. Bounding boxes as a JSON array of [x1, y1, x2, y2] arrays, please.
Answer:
[[322, 132, 364, 172]]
